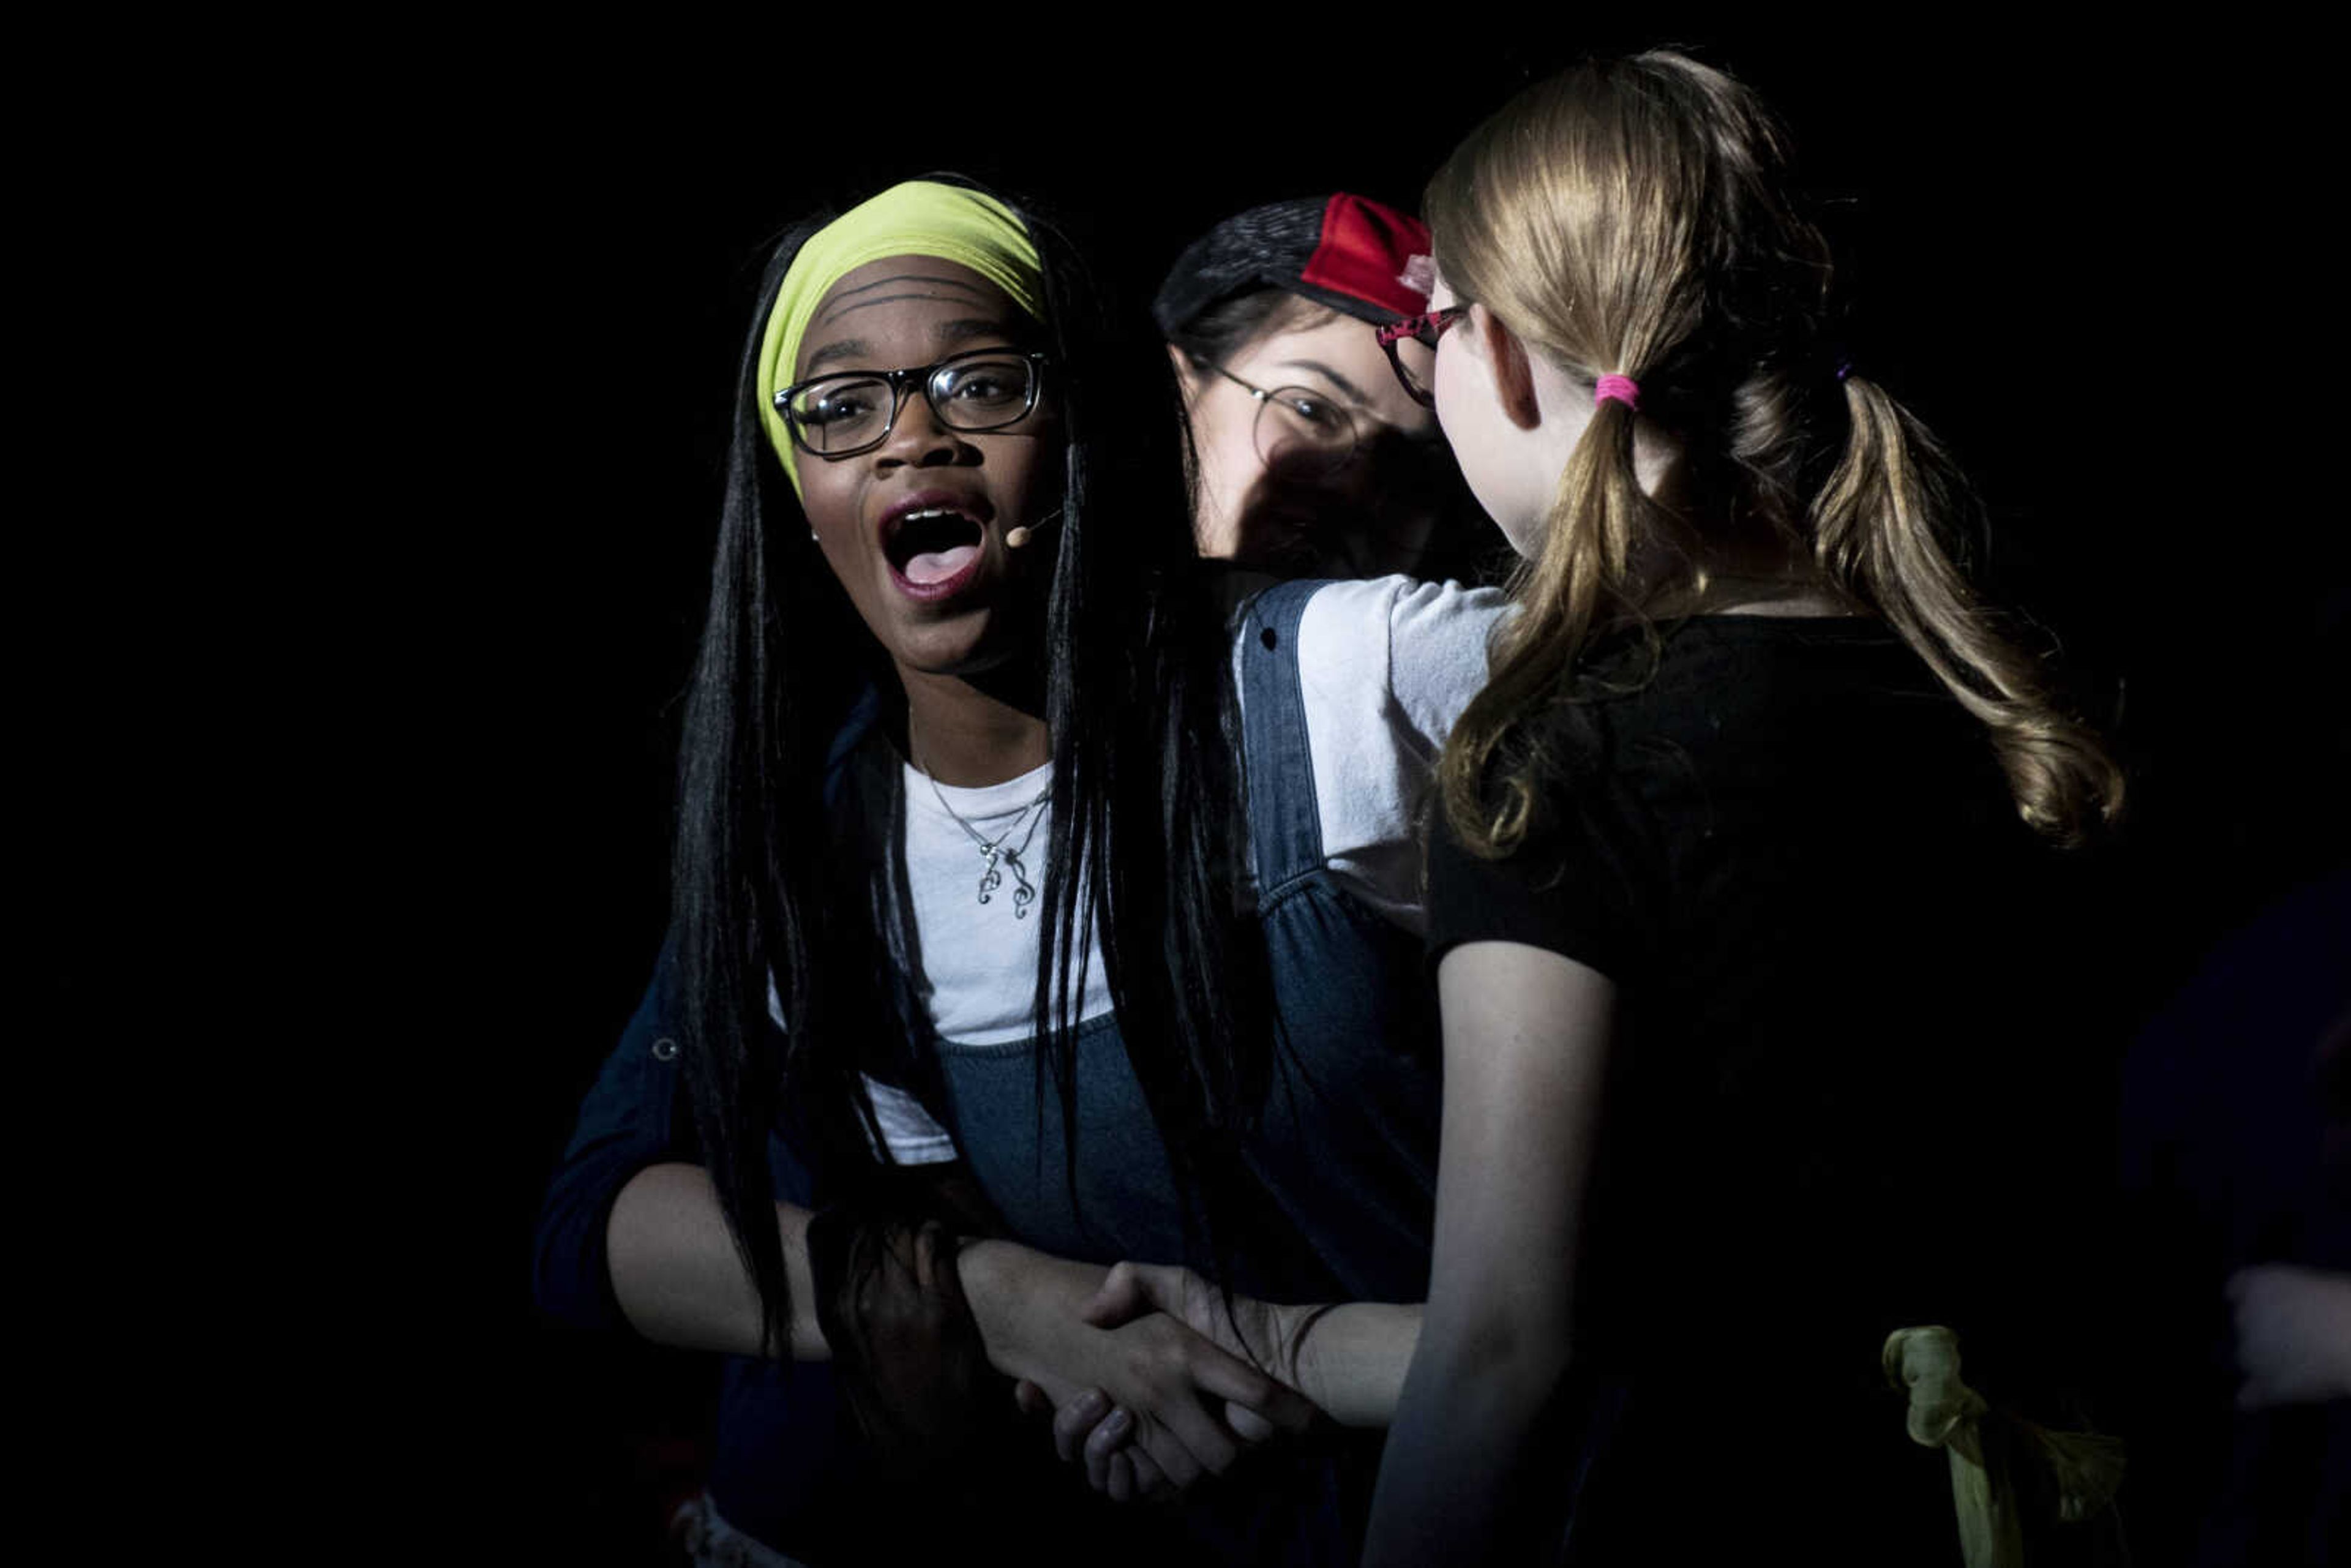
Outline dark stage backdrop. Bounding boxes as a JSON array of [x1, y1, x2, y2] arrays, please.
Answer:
[[105, 23, 2330, 1562]]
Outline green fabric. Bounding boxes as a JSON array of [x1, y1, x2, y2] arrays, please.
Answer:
[[1883, 1325, 2125, 1567], [1885, 1326, 2017, 1568]]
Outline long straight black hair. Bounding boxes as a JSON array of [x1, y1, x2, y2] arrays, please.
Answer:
[[672, 178, 1273, 1357]]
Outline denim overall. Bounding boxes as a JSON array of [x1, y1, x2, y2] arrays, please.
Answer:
[[920, 581, 1442, 1562], [933, 579, 1441, 1305], [536, 581, 1443, 1563]]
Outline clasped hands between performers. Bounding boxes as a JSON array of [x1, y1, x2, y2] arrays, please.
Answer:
[[818, 1210, 1340, 1504]]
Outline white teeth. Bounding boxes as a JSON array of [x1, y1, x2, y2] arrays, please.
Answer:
[[901, 506, 967, 523]]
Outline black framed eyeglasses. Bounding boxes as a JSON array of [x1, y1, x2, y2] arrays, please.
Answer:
[[1210, 364, 1359, 476], [774, 348, 1049, 460], [1375, 306, 1470, 408]]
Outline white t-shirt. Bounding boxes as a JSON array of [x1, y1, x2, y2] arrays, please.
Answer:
[[900, 758, 1108, 1047], [847, 576, 1506, 1160]]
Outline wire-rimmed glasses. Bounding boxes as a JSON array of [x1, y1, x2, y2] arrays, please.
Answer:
[[1374, 306, 1469, 408], [774, 349, 1049, 459], [1210, 364, 1360, 476]]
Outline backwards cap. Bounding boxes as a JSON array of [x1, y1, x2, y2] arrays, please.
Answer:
[[757, 181, 1046, 496], [1152, 192, 1433, 337]]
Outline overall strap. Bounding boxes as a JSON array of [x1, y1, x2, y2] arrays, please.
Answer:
[[1237, 579, 1331, 898]]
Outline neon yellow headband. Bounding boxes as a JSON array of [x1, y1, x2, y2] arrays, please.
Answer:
[[757, 181, 1046, 497]]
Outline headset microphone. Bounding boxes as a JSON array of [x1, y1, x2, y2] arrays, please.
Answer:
[[1005, 508, 1063, 550]]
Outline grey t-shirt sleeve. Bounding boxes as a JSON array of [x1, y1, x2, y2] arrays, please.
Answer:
[[1286, 576, 1507, 929]]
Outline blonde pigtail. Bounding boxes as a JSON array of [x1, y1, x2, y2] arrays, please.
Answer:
[[1442, 387, 1661, 857], [1813, 376, 2123, 842]]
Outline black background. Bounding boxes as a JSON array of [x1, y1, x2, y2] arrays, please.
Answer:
[[33, 21, 2341, 1558]]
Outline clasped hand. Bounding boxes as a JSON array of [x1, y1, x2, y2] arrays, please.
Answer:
[[824, 1229, 1318, 1503], [1013, 1261, 1321, 1504]]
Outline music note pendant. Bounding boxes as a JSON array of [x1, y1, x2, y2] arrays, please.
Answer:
[[999, 847, 1036, 917], [924, 769, 1052, 920]]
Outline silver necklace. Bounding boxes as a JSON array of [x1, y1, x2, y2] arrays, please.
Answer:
[[919, 766, 1052, 918]]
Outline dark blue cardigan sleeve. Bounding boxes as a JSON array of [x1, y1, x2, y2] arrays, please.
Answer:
[[532, 945, 693, 1338]]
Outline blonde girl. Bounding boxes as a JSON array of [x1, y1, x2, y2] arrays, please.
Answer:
[[1361, 51, 2124, 1564]]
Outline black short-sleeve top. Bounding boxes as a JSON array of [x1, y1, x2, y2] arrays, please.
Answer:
[[1427, 614, 2077, 1371]]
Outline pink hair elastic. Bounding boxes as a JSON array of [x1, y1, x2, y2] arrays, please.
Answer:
[[1595, 373, 1640, 411]]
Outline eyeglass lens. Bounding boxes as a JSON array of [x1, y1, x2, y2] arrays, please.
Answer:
[[1253, 387, 1355, 475], [787, 355, 1037, 456]]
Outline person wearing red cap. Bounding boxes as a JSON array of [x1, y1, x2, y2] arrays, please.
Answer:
[[1155, 193, 1494, 583]]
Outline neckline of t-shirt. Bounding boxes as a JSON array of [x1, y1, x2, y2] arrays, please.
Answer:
[[902, 757, 1056, 821]]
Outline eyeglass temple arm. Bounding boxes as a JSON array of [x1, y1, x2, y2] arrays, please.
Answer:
[[1212, 364, 1273, 403]]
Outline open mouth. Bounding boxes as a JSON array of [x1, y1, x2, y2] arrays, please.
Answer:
[[883, 504, 988, 587]]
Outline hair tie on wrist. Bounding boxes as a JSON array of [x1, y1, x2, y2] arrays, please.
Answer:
[[1595, 373, 1640, 411]]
